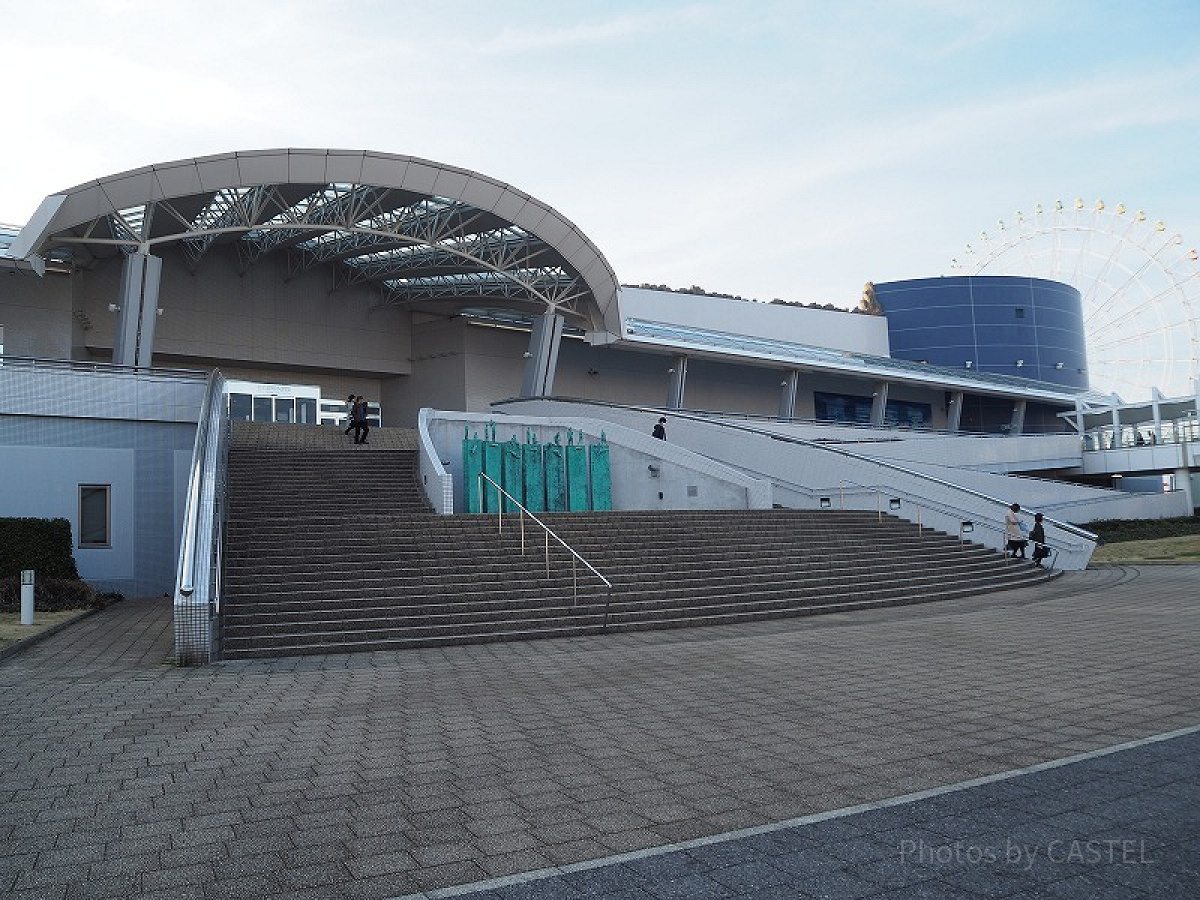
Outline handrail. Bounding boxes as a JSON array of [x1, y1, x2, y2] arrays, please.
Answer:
[[477, 473, 614, 626], [831, 479, 1066, 567], [177, 374, 220, 598], [174, 368, 229, 664], [0, 353, 210, 379], [502, 397, 1099, 546], [498, 394, 1071, 438]]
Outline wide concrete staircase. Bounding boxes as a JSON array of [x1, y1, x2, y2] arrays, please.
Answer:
[[219, 422, 1058, 659]]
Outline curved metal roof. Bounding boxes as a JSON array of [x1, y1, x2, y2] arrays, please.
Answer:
[[11, 149, 619, 331]]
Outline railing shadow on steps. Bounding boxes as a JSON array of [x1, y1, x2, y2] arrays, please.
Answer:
[[477, 473, 615, 627]]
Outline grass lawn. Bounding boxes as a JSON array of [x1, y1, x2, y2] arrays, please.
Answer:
[[1090, 534, 1200, 564], [0, 609, 91, 651]]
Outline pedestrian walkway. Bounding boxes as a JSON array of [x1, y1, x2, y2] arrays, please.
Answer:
[[1, 565, 1197, 899]]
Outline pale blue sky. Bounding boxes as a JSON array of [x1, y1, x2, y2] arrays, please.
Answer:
[[2, 0, 1198, 308]]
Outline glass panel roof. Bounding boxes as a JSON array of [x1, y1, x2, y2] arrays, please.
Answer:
[[624, 318, 1112, 402]]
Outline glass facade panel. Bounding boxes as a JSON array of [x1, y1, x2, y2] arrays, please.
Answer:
[[252, 396, 273, 422], [273, 398, 294, 423], [885, 399, 932, 428], [229, 393, 253, 421], [815, 391, 873, 423], [297, 398, 317, 424]]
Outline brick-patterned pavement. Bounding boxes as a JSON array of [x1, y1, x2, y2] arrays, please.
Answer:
[[1, 565, 1197, 899]]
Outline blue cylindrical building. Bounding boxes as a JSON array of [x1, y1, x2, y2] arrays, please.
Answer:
[[873, 275, 1088, 390]]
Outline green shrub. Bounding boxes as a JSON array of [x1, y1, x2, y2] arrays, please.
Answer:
[[1084, 517, 1200, 544], [0, 518, 81, 580]]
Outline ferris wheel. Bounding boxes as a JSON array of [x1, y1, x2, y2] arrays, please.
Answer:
[[951, 199, 1200, 403]]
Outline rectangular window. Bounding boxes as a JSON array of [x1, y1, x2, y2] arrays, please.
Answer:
[[79, 485, 111, 548], [228, 393, 253, 421]]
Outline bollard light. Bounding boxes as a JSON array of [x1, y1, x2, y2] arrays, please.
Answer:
[[20, 569, 35, 626]]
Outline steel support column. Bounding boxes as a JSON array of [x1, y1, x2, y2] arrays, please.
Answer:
[[870, 381, 889, 426], [519, 310, 565, 398], [112, 252, 162, 367], [1010, 399, 1027, 436], [667, 355, 688, 410], [778, 370, 798, 419], [947, 391, 964, 432]]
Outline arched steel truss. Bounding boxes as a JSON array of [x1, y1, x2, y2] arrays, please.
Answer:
[[13, 150, 618, 331]]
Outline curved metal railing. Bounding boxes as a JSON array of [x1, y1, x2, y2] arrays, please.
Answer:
[[173, 369, 229, 664]]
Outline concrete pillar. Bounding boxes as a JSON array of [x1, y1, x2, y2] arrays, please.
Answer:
[[519, 310, 565, 397], [1174, 467, 1194, 513], [667, 355, 688, 409], [1010, 399, 1027, 436], [112, 252, 162, 367], [1110, 403, 1122, 449], [947, 391, 964, 432], [870, 381, 889, 426], [778, 370, 798, 419]]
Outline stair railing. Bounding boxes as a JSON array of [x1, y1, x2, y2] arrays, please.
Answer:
[[174, 368, 230, 665], [477, 473, 614, 625]]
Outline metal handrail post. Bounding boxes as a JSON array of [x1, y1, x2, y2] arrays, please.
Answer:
[[475, 473, 612, 606]]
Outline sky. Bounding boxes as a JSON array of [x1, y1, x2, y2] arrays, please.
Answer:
[[2, 0, 1199, 312]]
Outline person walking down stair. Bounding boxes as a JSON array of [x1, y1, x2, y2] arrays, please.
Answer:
[[1004, 503, 1027, 559], [343, 394, 356, 437], [351, 395, 370, 445], [1030, 512, 1050, 567]]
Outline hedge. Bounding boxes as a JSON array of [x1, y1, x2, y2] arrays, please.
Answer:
[[0, 518, 81, 580]]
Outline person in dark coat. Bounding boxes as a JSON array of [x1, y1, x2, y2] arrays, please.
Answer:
[[351, 395, 370, 445], [652, 417, 667, 440], [343, 393, 357, 437], [1030, 512, 1049, 567]]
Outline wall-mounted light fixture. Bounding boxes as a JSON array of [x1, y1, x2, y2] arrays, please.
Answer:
[[522, 351, 531, 358], [889, 498, 901, 510], [107, 303, 121, 312], [1015, 360, 1025, 367], [819, 497, 832, 508], [1054, 362, 1064, 370], [965, 361, 973, 369]]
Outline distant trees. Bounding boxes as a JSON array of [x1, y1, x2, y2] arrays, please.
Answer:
[[621, 283, 868, 314]]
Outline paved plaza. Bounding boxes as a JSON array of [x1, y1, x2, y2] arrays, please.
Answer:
[[1, 565, 1197, 898]]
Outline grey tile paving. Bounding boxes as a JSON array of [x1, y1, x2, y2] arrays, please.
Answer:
[[0, 565, 1197, 898]]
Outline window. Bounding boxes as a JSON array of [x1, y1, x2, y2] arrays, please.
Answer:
[[229, 393, 253, 421], [79, 485, 111, 548]]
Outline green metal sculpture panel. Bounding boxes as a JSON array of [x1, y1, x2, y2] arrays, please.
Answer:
[[463, 428, 483, 514], [545, 438, 566, 512], [501, 437, 522, 512], [522, 437, 545, 512], [482, 424, 502, 512], [565, 430, 588, 511], [589, 435, 612, 511]]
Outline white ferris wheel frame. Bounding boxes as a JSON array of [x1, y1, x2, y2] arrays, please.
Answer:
[[951, 199, 1200, 403]]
